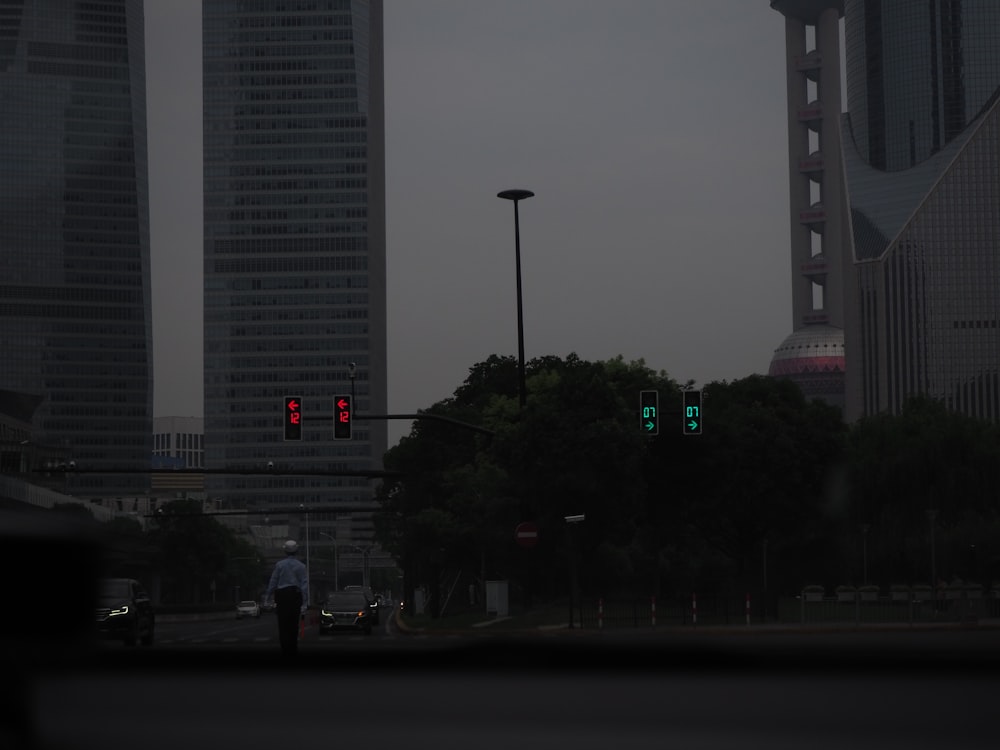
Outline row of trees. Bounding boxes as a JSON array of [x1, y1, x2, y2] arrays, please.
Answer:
[[97, 499, 266, 606], [372, 354, 1000, 615]]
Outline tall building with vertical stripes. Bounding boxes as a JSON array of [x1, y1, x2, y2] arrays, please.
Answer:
[[770, 1, 1000, 422], [0, 0, 152, 497], [202, 1, 387, 551]]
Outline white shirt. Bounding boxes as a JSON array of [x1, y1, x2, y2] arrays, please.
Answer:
[[265, 556, 308, 606]]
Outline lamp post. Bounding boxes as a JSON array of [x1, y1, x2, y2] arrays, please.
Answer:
[[229, 556, 261, 604], [861, 524, 870, 586], [565, 514, 585, 629], [318, 531, 339, 591], [299, 503, 310, 602], [497, 189, 534, 409], [347, 544, 372, 589], [927, 509, 938, 585]]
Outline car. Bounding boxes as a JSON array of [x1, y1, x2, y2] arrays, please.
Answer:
[[343, 585, 380, 624], [319, 591, 373, 635], [235, 600, 260, 619], [94, 578, 155, 647]]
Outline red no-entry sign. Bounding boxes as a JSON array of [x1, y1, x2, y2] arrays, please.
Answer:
[[515, 521, 539, 548]]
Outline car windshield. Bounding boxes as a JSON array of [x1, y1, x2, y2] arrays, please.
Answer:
[[325, 593, 366, 609], [238, 601, 256, 608]]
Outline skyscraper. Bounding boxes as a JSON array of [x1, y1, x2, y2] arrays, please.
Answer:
[[0, 0, 153, 497], [202, 1, 387, 548], [770, 0, 1000, 422], [843, 0, 1000, 421]]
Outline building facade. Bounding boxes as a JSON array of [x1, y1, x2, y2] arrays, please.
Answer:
[[202, 0, 387, 548], [770, 0, 1000, 422], [843, 0, 1000, 420], [153, 416, 204, 469], [0, 0, 153, 496]]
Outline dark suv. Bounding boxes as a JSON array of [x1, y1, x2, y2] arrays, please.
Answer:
[[95, 578, 155, 646], [344, 585, 380, 624]]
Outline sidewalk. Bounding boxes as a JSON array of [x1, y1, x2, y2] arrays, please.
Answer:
[[395, 607, 1000, 636]]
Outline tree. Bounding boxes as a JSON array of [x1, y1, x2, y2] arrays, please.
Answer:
[[845, 396, 1000, 585], [147, 499, 260, 604], [652, 375, 847, 594], [375, 353, 683, 610]]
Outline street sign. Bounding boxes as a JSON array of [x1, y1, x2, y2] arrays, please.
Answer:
[[640, 390, 659, 435], [683, 389, 702, 435], [515, 521, 539, 548], [284, 396, 303, 440], [333, 394, 352, 440]]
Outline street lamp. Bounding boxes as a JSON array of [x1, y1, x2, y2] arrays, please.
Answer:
[[318, 531, 339, 591], [861, 524, 870, 586], [299, 504, 310, 601], [497, 189, 534, 409], [926, 509, 938, 585], [345, 544, 373, 589], [565, 514, 584, 629]]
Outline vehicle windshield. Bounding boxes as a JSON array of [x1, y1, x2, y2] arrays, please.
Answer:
[[238, 601, 256, 607], [325, 593, 366, 608]]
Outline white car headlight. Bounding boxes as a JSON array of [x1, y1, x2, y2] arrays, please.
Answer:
[[109, 605, 130, 617]]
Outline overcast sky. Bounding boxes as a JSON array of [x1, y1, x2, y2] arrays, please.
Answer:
[[146, 1, 801, 447]]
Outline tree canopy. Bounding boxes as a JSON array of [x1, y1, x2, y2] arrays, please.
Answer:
[[374, 354, 1000, 614]]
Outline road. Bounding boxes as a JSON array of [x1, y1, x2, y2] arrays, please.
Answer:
[[146, 603, 402, 648], [17, 623, 999, 750]]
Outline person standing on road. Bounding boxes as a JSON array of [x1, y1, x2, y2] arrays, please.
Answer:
[[265, 539, 309, 658]]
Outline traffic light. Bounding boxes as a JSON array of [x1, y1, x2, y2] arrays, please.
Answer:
[[640, 390, 659, 436], [682, 390, 702, 435], [334, 395, 352, 440], [284, 396, 303, 440]]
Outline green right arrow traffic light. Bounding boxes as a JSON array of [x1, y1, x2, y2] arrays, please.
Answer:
[[639, 390, 659, 435], [682, 389, 702, 435]]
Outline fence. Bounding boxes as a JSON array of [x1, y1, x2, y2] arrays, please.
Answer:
[[798, 589, 1000, 626], [578, 593, 770, 629], [569, 590, 1000, 630]]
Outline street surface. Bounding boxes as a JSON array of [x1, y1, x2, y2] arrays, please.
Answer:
[[147, 604, 401, 647], [19, 622, 1000, 750]]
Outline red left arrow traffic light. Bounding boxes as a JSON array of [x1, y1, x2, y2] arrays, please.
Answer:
[[334, 395, 352, 440], [284, 396, 303, 441]]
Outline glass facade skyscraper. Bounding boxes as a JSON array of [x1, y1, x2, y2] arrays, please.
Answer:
[[0, 0, 152, 496], [844, 0, 1000, 419], [202, 1, 387, 545]]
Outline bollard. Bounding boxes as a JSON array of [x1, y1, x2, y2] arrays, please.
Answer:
[[651, 595, 656, 628]]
